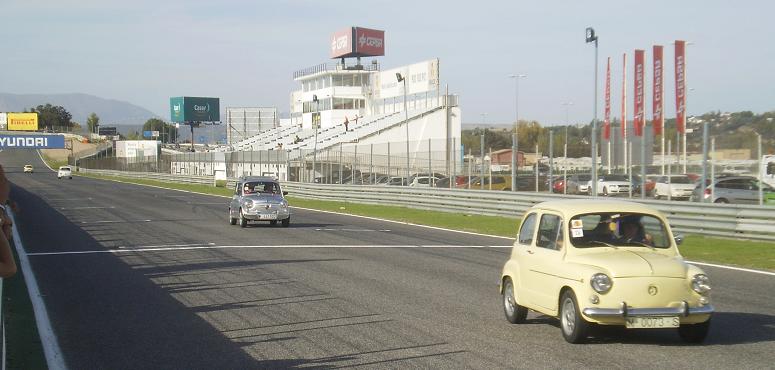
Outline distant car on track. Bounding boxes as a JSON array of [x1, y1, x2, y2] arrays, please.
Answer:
[[229, 176, 291, 227], [23, 164, 34, 173], [57, 166, 72, 179], [500, 199, 713, 343]]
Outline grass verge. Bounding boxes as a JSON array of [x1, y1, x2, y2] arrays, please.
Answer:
[[38, 152, 67, 171], [76, 171, 775, 271], [3, 250, 47, 370]]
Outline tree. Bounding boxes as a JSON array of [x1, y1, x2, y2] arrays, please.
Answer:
[[142, 118, 178, 143], [29, 104, 73, 131], [86, 113, 100, 134]]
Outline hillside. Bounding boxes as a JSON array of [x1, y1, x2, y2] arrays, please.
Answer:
[[0, 93, 159, 126]]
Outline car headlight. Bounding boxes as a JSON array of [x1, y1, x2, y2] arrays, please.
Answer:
[[691, 274, 711, 294], [590, 273, 612, 294], [243, 200, 254, 209], [280, 201, 288, 209]]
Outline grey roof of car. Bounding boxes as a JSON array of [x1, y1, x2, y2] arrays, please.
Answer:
[[238, 176, 278, 183]]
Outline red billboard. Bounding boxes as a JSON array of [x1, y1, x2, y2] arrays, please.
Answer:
[[652, 45, 664, 136], [354, 27, 385, 56], [603, 57, 611, 140], [674, 40, 686, 134], [330, 27, 385, 59], [330, 28, 354, 59], [621, 53, 627, 138], [633, 49, 645, 137]]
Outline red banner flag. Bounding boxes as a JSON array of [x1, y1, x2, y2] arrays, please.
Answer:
[[603, 57, 611, 140], [633, 49, 645, 137], [621, 53, 627, 138], [674, 40, 686, 134], [652, 45, 664, 136]]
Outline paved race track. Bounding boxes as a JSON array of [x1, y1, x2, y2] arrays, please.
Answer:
[[3, 149, 774, 369]]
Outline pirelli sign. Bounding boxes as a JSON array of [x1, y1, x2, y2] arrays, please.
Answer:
[[7, 113, 39, 131]]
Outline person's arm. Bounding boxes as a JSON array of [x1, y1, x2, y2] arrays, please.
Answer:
[[0, 166, 17, 277]]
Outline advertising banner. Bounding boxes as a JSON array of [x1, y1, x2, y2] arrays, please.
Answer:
[[354, 27, 385, 57], [330, 28, 353, 59], [633, 50, 645, 137], [143, 131, 153, 138], [603, 57, 611, 140], [170, 97, 220, 123], [653, 45, 664, 136], [0, 113, 6, 130], [621, 53, 627, 138], [0, 134, 65, 149], [98, 126, 117, 136], [674, 40, 686, 134], [378, 59, 440, 99], [7, 113, 39, 131]]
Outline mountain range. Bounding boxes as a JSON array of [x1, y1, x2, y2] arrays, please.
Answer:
[[0, 93, 159, 126]]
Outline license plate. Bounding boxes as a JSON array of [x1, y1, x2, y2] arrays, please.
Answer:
[[258, 214, 277, 220], [625, 316, 680, 329]]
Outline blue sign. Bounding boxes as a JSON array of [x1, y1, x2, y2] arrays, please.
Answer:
[[0, 134, 65, 149], [143, 131, 153, 138]]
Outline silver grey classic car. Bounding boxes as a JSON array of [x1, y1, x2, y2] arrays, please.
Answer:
[[229, 176, 291, 227]]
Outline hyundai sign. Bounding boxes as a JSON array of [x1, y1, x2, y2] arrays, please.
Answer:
[[169, 97, 220, 123], [330, 27, 385, 59], [0, 134, 65, 149]]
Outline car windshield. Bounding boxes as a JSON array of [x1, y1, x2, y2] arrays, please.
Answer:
[[569, 212, 670, 249], [601, 175, 628, 182], [669, 176, 692, 184], [243, 181, 280, 195]]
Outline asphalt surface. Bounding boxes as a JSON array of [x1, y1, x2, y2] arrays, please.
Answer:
[[2, 149, 775, 369]]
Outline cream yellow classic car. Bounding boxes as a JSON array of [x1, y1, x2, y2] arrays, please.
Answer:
[[500, 199, 713, 343]]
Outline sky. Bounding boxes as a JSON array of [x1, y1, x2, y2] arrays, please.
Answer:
[[2, 0, 773, 126]]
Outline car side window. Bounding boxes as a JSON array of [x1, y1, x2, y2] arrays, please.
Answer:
[[235, 183, 241, 196], [518, 213, 537, 245], [536, 214, 563, 250]]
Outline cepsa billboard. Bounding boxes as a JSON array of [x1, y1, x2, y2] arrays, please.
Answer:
[[170, 97, 220, 123], [7, 113, 39, 131], [330, 27, 385, 59]]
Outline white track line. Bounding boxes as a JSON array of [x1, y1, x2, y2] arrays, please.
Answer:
[[35, 150, 55, 172], [687, 261, 775, 277], [7, 210, 66, 369], [27, 244, 511, 256], [76, 174, 775, 276]]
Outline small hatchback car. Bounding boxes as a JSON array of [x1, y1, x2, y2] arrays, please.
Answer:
[[23, 164, 34, 173], [57, 166, 72, 179], [229, 176, 291, 227], [500, 199, 713, 343]]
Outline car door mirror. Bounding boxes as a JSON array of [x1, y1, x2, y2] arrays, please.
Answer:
[[283, 191, 289, 196], [674, 234, 684, 246]]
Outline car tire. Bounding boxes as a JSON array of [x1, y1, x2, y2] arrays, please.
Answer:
[[678, 319, 711, 343], [502, 278, 527, 324], [229, 209, 237, 225], [714, 198, 729, 204], [239, 208, 248, 228], [281, 217, 290, 228], [603, 187, 608, 196], [269, 220, 278, 226], [559, 290, 589, 344]]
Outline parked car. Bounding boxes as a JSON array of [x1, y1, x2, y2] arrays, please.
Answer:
[[228, 176, 291, 227], [590, 174, 631, 196], [409, 176, 442, 187], [23, 164, 34, 173], [692, 176, 775, 204], [500, 199, 713, 343], [57, 166, 73, 179], [653, 175, 695, 200], [552, 178, 565, 193], [469, 175, 512, 191], [384, 176, 407, 186], [566, 174, 591, 194]]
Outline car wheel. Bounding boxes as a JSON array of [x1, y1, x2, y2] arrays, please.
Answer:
[[714, 198, 729, 204], [502, 278, 527, 324], [654, 191, 661, 200], [269, 220, 278, 226], [229, 208, 237, 225], [678, 319, 711, 343], [559, 290, 589, 344], [603, 187, 609, 196], [281, 217, 291, 228], [239, 208, 248, 228]]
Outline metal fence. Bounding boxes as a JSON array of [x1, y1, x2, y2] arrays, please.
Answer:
[[77, 168, 775, 242]]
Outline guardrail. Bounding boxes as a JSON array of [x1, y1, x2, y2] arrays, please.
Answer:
[[77, 168, 775, 242]]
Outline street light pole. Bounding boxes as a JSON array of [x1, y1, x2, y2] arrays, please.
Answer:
[[480, 113, 487, 190], [397, 73, 410, 184], [586, 27, 599, 197], [508, 74, 526, 192], [312, 94, 319, 183], [561, 102, 573, 194]]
